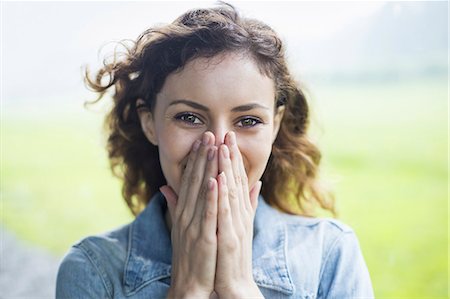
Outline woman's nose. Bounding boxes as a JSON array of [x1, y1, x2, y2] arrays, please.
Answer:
[[208, 125, 228, 147], [213, 130, 226, 147]]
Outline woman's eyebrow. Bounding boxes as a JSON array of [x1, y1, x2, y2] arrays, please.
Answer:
[[231, 103, 269, 112], [168, 99, 209, 111], [168, 99, 269, 112]]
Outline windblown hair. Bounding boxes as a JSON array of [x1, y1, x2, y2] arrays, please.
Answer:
[[85, 3, 336, 217]]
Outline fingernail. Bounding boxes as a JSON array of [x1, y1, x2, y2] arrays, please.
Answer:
[[202, 133, 210, 145], [208, 178, 215, 190], [221, 145, 229, 159], [207, 147, 216, 160], [219, 171, 227, 184], [193, 140, 201, 152]]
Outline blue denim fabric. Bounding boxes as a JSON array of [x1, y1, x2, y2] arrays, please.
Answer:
[[56, 192, 374, 298]]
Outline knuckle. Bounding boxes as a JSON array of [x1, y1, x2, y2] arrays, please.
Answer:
[[198, 144, 208, 156], [179, 212, 190, 227], [200, 143, 210, 155], [188, 147, 198, 160], [200, 233, 216, 246], [200, 182, 209, 197], [203, 207, 216, 221], [234, 173, 242, 185], [235, 226, 245, 238], [174, 209, 183, 221], [189, 174, 200, 184], [186, 226, 197, 240], [219, 205, 231, 217], [223, 186, 229, 196], [200, 187, 210, 204], [224, 238, 238, 252], [228, 187, 237, 199], [181, 173, 189, 185]]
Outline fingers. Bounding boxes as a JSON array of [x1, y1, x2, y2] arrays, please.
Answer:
[[201, 177, 218, 239], [176, 139, 201, 215], [193, 143, 218, 228], [217, 172, 233, 236], [218, 144, 241, 225], [180, 132, 215, 222], [168, 131, 219, 296], [225, 131, 251, 214]]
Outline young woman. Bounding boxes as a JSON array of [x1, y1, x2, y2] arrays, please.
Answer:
[[56, 3, 374, 298]]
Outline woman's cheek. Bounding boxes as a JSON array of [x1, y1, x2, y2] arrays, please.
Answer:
[[237, 132, 273, 187], [158, 128, 200, 192]]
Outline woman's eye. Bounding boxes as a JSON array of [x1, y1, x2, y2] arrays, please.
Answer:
[[236, 117, 262, 128], [175, 113, 203, 125]]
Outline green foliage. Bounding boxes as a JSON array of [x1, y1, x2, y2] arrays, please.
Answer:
[[2, 102, 133, 253], [311, 78, 448, 297], [2, 78, 447, 297]]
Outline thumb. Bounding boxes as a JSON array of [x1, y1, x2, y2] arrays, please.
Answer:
[[249, 181, 262, 213], [159, 185, 178, 221]]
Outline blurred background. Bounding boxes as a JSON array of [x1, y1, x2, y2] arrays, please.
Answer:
[[1, 1, 447, 298]]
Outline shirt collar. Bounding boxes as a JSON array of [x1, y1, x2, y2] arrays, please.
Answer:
[[123, 192, 294, 296]]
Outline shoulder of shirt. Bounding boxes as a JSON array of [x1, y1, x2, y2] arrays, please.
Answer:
[[266, 206, 363, 272], [258, 206, 355, 256], [263, 203, 353, 234], [57, 225, 131, 297], [285, 214, 353, 234], [70, 223, 130, 260]]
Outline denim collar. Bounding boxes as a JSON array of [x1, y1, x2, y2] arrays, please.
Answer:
[[123, 192, 294, 296]]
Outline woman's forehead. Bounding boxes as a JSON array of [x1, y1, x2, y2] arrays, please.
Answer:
[[157, 52, 276, 109]]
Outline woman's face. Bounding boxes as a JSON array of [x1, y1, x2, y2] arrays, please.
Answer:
[[140, 52, 284, 194]]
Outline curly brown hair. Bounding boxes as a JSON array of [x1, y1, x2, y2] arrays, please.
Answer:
[[85, 2, 336, 217]]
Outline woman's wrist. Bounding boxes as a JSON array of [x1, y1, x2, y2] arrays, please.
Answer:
[[167, 284, 212, 299], [216, 281, 264, 299]]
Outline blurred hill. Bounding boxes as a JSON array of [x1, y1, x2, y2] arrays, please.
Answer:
[[292, 1, 448, 83]]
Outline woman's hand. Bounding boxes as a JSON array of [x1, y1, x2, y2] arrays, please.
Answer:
[[214, 131, 263, 298], [160, 132, 219, 299]]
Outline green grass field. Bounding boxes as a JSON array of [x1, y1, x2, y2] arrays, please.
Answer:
[[2, 77, 448, 298]]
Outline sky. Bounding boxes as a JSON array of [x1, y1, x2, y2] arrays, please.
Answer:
[[2, 1, 446, 103], [1, 1, 389, 101]]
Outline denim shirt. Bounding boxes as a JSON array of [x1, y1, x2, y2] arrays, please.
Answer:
[[56, 192, 374, 298]]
